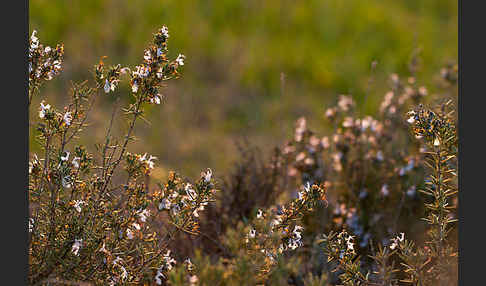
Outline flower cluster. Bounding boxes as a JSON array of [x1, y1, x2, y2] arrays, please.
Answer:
[[125, 26, 186, 105], [154, 169, 217, 234], [28, 30, 64, 98]]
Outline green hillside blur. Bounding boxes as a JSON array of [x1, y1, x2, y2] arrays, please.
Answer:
[[29, 0, 457, 178]]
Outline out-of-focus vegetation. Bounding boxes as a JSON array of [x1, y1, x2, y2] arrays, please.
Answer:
[[29, 0, 457, 178]]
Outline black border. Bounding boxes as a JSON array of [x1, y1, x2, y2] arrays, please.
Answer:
[[458, 0, 482, 285], [5, 0, 29, 284]]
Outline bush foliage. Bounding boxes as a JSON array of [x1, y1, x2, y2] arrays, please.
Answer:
[[28, 27, 457, 285]]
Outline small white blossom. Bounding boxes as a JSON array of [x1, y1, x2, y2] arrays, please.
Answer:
[[155, 271, 164, 285], [381, 184, 389, 197], [159, 198, 171, 210], [72, 156, 80, 168], [185, 183, 197, 201], [157, 48, 163, 57], [73, 200, 85, 213], [131, 80, 139, 93], [161, 26, 169, 38], [138, 209, 151, 222], [249, 228, 256, 238], [144, 50, 152, 61], [63, 111, 72, 126], [39, 101, 51, 119], [376, 150, 384, 161], [293, 225, 303, 240], [163, 250, 177, 271], [29, 218, 34, 233], [71, 239, 83, 256], [150, 94, 162, 104], [132, 222, 141, 231], [62, 176, 72, 188], [30, 30, 39, 49], [434, 137, 440, 146], [203, 168, 212, 182], [256, 209, 263, 219], [126, 228, 134, 240], [175, 54, 185, 66], [104, 79, 111, 93], [61, 151, 70, 161]]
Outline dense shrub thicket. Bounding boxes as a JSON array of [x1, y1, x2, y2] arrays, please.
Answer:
[[28, 27, 457, 285]]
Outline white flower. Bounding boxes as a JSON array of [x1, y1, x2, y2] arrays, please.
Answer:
[[72, 157, 80, 168], [248, 228, 256, 238], [126, 228, 134, 240], [30, 30, 39, 49], [338, 95, 354, 111], [297, 190, 304, 201], [381, 184, 389, 197], [71, 239, 83, 256], [44, 46, 51, 53], [61, 151, 70, 161], [62, 176, 72, 188], [434, 137, 440, 146], [175, 54, 185, 66], [146, 155, 157, 169], [132, 222, 141, 231], [161, 26, 169, 38], [398, 232, 405, 242], [144, 50, 152, 61], [29, 218, 34, 233], [407, 116, 415, 124], [256, 209, 263, 219], [157, 48, 163, 57], [104, 79, 111, 93], [185, 258, 195, 271], [293, 225, 303, 240], [39, 101, 51, 119], [389, 233, 405, 250], [139, 153, 157, 169], [150, 94, 162, 104], [288, 239, 302, 250], [63, 111, 72, 126], [73, 200, 85, 213], [131, 80, 139, 93], [163, 250, 177, 271], [321, 136, 330, 148], [155, 271, 164, 285], [159, 198, 171, 210], [342, 117, 354, 128], [185, 183, 197, 201], [156, 67, 164, 79], [347, 240, 355, 252], [304, 182, 311, 193], [376, 150, 384, 161], [203, 168, 212, 182], [138, 209, 150, 222]]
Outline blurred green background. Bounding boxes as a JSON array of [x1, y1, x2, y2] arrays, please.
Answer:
[[29, 0, 457, 179]]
